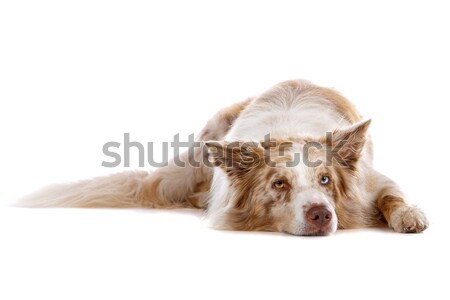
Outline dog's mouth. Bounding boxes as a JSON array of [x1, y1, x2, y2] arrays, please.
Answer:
[[300, 229, 332, 236], [285, 223, 336, 236], [288, 230, 332, 237]]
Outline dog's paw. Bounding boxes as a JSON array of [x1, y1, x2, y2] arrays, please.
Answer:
[[390, 206, 429, 233]]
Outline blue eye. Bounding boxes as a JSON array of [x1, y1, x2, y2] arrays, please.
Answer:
[[320, 176, 330, 185]]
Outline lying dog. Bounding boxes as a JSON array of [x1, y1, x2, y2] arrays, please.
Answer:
[[17, 79, 428, 235]]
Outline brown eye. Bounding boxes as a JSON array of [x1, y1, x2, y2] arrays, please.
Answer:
[[273, 179, 287, 190]]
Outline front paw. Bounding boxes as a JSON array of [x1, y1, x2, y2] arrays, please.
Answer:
[[390, 206, 429, 233]]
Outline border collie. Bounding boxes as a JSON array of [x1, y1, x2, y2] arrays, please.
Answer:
[[17, 79, 428, 236]]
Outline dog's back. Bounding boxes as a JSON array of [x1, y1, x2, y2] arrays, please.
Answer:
[[226, 80, 361, 140]]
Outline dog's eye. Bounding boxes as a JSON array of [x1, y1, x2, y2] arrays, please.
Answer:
[[273, 179, 287, 190], [320, 176, 330, 185]]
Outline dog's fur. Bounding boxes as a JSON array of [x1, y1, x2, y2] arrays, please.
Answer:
[[17, 79, 428, 235]]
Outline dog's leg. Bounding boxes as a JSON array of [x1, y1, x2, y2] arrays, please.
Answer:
[[141, 98, 253, 209], [369, 171, 429, 233]]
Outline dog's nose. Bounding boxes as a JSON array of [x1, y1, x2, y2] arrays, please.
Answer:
[[306, 205, 332, 228]]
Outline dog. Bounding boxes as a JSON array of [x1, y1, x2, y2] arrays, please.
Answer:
[[17, 79, 429, 235]]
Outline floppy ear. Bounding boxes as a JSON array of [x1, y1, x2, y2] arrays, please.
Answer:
[[326, 120, 371, 170], [204, 140, 263, 176]]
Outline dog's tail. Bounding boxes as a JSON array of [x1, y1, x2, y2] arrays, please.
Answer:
[[14, 169, 203, 209]]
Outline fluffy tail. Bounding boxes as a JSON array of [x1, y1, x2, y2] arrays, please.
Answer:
[[15, 170, 190, 208]]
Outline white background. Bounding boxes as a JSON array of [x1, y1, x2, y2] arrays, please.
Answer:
[[1, 1, 449, 299]]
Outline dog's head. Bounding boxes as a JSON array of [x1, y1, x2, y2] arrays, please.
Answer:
[[205, 120, 371, 236]]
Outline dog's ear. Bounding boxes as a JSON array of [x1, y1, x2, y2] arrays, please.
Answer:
[[325, 120, 371, 170], [204, 140, 263, 176]]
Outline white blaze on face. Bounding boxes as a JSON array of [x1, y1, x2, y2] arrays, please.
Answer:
[[281, 160, 338, 235], [291, 189, 338, 235]]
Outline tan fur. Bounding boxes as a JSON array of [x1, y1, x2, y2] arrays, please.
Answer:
[[312, 86, 362, 123], [17, 80, 428, 235], [259, 80, 361, 123], [207, 136, 373, 231], [375, 188, 428, 233], [209, 141, 295, 232], [17, 171, 158, 208]]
